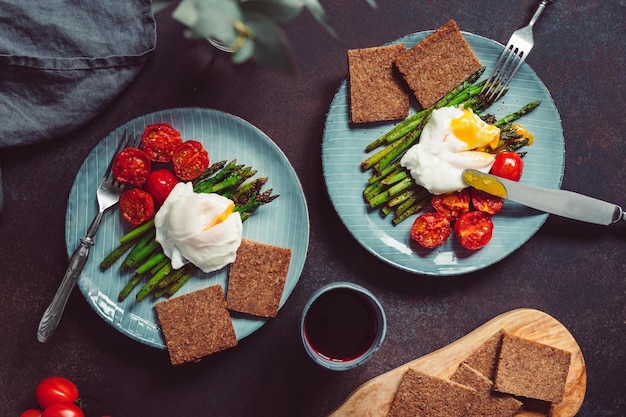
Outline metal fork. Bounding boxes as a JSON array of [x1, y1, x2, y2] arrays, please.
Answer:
[[481, 0, 553, 102], [37, 130, 140, 342]]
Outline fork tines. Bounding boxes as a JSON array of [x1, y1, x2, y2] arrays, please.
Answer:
[[481, 43, 529, 103]]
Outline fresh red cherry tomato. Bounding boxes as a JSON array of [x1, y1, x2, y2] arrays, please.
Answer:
[[491, 152, 524, 181], [171, 140, 210, 181], [141, 123, 183, 162], [20, 410, 43, 417], [42, 403, 85, 417], [144, 169, 179, 206], [35, 377, 79, 409], [112, 147, 151, 187], [119, 188, 155, 226], [410, 212, 451, 249], [431, 189, 470, 221], [470, 188, 504, 215], [454, 211, 494, 250]]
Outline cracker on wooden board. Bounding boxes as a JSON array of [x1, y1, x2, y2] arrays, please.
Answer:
[[348, 43, 409, 123], [386, 368, 475, 417], [227, 239, 292, 318], [394, 20, 482, 108], [462, 329, 505, 381], [451, 363, 523, 417], [494, 332, 572, 403], [155, 285, 237, 366]]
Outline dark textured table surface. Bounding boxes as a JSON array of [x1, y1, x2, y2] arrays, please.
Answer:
[[1, 1, 624, 416]]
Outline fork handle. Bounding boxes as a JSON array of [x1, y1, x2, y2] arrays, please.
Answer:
[[37, 211, 103, 342], [529, 0, 552, 28]]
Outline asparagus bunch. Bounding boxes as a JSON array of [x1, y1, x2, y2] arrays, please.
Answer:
[[100, 159, 279, 302], [361, 68, 541, 225]]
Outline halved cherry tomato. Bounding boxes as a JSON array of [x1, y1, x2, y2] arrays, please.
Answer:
[[491, 152, 524, 181], [141, 123, 183, 162], [112, 148, 151, 187], [42, 403, 85, 417], [454, 211, 494, 250], [410, 212, 451, 249], [20, 410, 43, 417], [119, 188, 154, 226], [470, 188, 504, 215], [36, 377, 79, 409], [171, 140, 209, 181], [144, 169, 179, 207], [431, 189, 470, 221]]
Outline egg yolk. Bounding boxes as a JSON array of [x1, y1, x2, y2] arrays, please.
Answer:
[[202, 202, 235, 231], [450, 109, 500, 150], [512, 123, 534, 145]]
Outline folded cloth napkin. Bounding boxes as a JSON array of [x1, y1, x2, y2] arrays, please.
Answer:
[[0, 0, 157, 213]]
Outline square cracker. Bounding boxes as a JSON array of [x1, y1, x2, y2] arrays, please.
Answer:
[[462, 329, 505, 381], [155, 285, 237, 366], [395, 20, 482, 108], [386, 368, 475, 417], [451, 363, 523, 417], [494, 332, 571, 403], [227, 239, 292, 318], [348, 43, 409, 123]]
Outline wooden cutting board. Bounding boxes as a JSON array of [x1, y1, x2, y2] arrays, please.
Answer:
[[328, 308, 586, 417]]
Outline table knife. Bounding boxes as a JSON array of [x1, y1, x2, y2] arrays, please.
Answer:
[[462, 169, 624, 225]]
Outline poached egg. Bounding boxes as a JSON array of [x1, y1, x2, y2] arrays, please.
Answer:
[[400, 106, 500, 195], [154, 182, 242, 273]]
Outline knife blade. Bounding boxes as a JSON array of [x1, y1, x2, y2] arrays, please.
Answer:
[[462, 169, 624, 225]]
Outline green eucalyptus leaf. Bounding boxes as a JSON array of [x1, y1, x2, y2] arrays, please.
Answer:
[[242, 12, 294, 73], [240, 0, 303, 25], [151, 0, 172, 14], [231, 37, 255, 63], [300, 0, 338, 39], [174, 0, 241, 44]]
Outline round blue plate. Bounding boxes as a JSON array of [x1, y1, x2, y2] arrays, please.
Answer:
[[322, 31, 564, 276], [66, 108, 310, 348]]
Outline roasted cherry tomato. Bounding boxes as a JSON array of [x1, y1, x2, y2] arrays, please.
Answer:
[[36, 377, 79, 409], [171, 140, 209, 181], [431, 189, 470, 221], [454, 211, 494, 250], [42, 403, 85, 417], [410, 212, 451, 249], [141, 123, 183, 162], [20, 410, 43, 417], [119, 188, 155, 226], [144, 169, 179, 207], [470, 188, 504, 215], [491, 152, 524, 181], [112, 147, 151, 187]]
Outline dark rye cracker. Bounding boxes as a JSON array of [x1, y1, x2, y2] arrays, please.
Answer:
[[227, 239, 292, 318], [462, 329, 505, 381], [386, 368, 475, 417], [348, 44, 409, 123], [395, 20, 482, 108], [494, 332, 571, 403], [451, 363, 523, 417], [155, 285, 237, 366]]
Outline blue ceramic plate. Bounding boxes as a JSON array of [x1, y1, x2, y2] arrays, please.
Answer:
[[66, 108, 310, 348], [322, 32, 564, 275]]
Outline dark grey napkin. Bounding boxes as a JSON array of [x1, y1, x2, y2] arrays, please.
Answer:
[[0, 0, 157, 212]]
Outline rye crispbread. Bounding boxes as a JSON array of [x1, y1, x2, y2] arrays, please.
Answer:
[[155, 285, 237, 366], [386, 368, 475, 417], [451, 363, 523, 417], [226, 239, 292, 318], [348, 43, 409, 123], [493, 332, 571, 403], [462, 329, 505, 381], [394, 20, 482, 108]]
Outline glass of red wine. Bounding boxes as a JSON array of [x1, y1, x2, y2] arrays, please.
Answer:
[[300, 282, 386, 371]]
